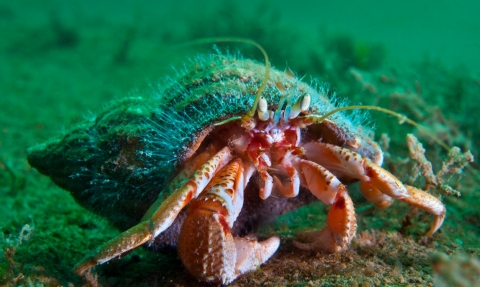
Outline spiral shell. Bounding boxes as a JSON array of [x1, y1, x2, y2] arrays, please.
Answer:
[[27, 53, 379, 233]]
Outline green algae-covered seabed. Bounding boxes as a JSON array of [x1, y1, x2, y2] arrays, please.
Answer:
[[1, 1, 479, 286]]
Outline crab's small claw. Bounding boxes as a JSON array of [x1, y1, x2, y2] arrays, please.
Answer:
[[259, 170, 273, 199], [273, 165, 300, 197]]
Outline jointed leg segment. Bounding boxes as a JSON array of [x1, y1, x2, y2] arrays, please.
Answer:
[[294, 190, 356, 253], [74, 147, 232, 275], [293, 141, 446, 254], [400, 185, 446, 237]]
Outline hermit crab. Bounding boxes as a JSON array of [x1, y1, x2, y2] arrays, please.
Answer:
[[27, 39, 446, 284]]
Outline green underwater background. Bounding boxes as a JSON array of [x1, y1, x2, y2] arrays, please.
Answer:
[[1, 0, 479, 286]]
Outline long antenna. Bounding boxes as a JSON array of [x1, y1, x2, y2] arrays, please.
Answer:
[[176, 37, 270, 119], [308, 105, 451, 151]]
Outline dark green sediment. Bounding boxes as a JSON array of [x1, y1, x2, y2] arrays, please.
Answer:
[[1, 1, 479, 286]]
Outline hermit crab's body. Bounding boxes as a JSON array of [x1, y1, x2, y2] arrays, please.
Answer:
[[27, 54, 445, 284]]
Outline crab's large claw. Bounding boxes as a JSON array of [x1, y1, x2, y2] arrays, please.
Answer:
[[179, 159, 280, 284], [74, 147, 232, 275]]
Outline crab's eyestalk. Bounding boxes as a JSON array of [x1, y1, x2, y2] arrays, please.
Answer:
[[258, 97, 270, 121], [288, 93, 311, 119]]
